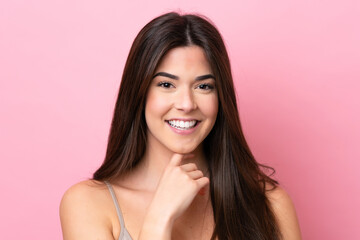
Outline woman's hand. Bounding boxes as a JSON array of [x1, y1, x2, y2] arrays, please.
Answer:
[[151, 153, 209, 220], [138, 153, 209, 239]]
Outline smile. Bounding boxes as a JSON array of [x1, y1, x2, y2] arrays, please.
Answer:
[[166, 119, 199, 130]]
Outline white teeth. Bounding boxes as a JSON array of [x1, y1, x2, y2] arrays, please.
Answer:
[[168, 120, 197, 130]]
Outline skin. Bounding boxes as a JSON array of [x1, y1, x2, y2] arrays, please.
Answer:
[[60, 46, 302, 240]]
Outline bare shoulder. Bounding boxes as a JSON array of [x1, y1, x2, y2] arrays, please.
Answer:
[[60, 180, 117, 240], [266, 185, 302, 240]]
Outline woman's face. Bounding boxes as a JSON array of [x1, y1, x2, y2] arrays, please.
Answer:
[[145, 46, 218, 154]]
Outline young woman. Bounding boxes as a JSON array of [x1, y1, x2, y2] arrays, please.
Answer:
[[60, 12, 301, 240]]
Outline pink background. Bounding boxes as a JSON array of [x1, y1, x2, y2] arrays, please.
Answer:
[[1, 0, 359, 239]]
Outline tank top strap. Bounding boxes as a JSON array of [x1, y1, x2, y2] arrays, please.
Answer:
[[104, 181, 133, 240]]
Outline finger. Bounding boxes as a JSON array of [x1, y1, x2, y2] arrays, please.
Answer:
[[195, 177, 210, 189], [169, 153, 184, 166], [180, 163, 198, 172], [187, 170, 203, 179]]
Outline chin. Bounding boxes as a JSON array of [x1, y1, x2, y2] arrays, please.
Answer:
[[168, 144, 200, 155]]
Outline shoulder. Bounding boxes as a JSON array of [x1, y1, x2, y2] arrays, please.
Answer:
[[60, 180, 110, 211], [266, 185, 302, 240], [265, 185, 294, 211], [60, 180, 117, 240]]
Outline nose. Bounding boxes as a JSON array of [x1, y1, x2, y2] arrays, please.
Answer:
[[174, 88, 197, 113]]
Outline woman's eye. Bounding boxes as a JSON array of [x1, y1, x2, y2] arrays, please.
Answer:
[[157, 82, 174, 88], [197, 83, 214, 90]]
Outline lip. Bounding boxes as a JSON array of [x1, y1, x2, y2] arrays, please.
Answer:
[[166, 118, 199, 121], [165, 119, 201, 135]]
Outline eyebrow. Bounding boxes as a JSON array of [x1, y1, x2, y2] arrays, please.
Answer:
[[152, 72, 215, 81]]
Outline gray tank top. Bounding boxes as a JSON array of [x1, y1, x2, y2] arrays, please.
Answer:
[[105, 181, 133, 240]]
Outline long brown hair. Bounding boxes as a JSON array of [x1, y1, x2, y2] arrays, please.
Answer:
[[93, 12, 281, 240]]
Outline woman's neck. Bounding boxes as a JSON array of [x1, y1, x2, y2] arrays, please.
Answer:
[[122, 141, 209, 193]]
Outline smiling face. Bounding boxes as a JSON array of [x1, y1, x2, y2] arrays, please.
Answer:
[[145, 45, 219, 154]]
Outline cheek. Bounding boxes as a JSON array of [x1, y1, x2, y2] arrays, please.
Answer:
[[145, 91, 170, 119], [199, 95, 218, 119]]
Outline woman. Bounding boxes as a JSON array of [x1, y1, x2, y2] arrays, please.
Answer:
[[60, 12, 301, 240]]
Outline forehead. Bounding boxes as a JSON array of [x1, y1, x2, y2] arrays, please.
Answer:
[[155, 46, 213, 74]]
